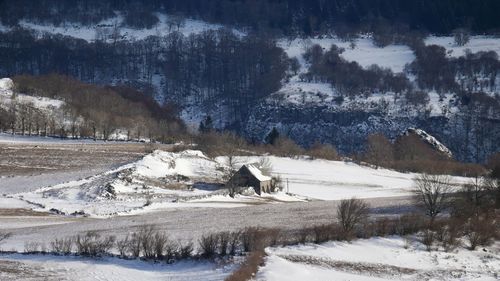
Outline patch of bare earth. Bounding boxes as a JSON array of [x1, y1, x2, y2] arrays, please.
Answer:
[[0, 142, 164, 177], [0, 209, 51, 216]]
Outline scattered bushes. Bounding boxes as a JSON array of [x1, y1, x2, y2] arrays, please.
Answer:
[[50, 237, 73, 255], [75, 231, 115, 257], [199, 234, 219, 258]]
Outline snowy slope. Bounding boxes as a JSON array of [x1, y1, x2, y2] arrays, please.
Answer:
[[0, 254, 235, 281], [230, 156, 468, 201], [11, 150, 470, 216], [0, 78, 64, 111], [9, 13, 242, 43], [279, 36, 415, 73], [425, 35, 500, 58], [259, 237, 500, 281]]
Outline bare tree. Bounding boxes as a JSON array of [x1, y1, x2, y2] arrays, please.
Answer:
[[413, 174, 452, 224], [453, 28, 470, 46], [336, 198, 370, 238]]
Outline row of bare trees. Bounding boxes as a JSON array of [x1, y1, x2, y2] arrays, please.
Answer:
[[0, 75, 186, 142]]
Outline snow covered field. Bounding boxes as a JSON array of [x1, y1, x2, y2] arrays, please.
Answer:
[[279, 36, 415, 74], [0, 254, 235, 281], [3, 148, 469, 217], [425, 35, 500, 58], [232, 155, 468, 201], [258, 237, 500, 281]]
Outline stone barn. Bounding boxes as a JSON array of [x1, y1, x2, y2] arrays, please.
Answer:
[[228, 164, 272, 195]]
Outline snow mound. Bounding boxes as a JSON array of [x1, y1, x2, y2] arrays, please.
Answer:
[[132, 149, 223, 179], [0, 78, 14, 91], [405, 128, 453, 158]]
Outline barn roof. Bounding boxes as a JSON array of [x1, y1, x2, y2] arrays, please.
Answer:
[[244, 164, 272, 182]]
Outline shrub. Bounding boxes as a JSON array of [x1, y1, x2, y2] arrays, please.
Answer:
[[116, 235, 130, 257], [228, 232, 241, 256], [178, 241, 194, 259], [421, 229, 435, 251], [50, 237, 73, 255], [199, 234, 219, 258], [337, 198, 370, 240], [464, 215, 497, 250], [75, 231, 115, 257], [216, 232, 231, 256], [24, 241, 42, 253]]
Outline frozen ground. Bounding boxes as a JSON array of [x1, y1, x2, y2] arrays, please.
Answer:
[[0, 254, 236, 281], [258, 237, 500, 281]]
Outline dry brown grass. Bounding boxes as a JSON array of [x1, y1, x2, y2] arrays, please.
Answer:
[[0, 208, 51, 217], [0, 142, 154, 177], [225, 250, 266, 281]]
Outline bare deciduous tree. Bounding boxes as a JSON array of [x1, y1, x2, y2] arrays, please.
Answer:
[[336, 198, 370, 238], [413, 174, 452, 224]]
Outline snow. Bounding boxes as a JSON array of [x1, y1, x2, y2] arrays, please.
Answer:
[[7, 150, 471, 216], [258, 237, 500, 280], [231, 156, 468, 201], [0, 254, 235, 281], [0, 78, 64, 111], [245, 164, 272, 181], [279, 36, 415, 74], [12, 13, 243, 43], [425, 35, 500, 58], [406, 128, 453, 158]]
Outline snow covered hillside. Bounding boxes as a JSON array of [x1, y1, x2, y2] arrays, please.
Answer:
[[6, 149, 469, 217], [279, 36, 415, 74], [259, 237, 500, 281], [0, 13, 242, 43], [0, 78, 64, 112], [425, 35, 500, 58]]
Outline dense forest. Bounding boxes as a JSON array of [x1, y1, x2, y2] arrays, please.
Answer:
[[1, 0, 499, 35]]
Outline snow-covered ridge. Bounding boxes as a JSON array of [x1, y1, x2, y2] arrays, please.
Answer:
[[405, 128, 453, 158]]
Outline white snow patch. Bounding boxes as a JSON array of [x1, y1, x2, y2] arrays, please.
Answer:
[[425, 35, 500, 58], [0, 254, 236, 281], [258, 237, 500, 281]]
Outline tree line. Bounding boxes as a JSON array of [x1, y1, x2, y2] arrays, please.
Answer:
[[1, 0, 499, 36], [0, 74, 185, 142]]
